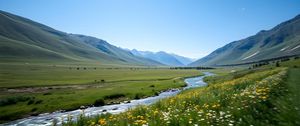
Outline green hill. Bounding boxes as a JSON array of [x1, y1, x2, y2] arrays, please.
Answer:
[[190, 14, 300, 66], [0, 10, 162, 66], [70, 34, 163, 66]]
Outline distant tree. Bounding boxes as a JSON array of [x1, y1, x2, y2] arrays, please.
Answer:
[[281, 58, 290, 62], [276, 61, 280, 67]]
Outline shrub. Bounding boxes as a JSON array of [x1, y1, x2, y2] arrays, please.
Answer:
[[35, 100, 43, 104], [94, 99, 105, 106], [43, 92, 52, 95], [31, 107, 38, 112], [134, 93, 145, 99], [27, 99, 35, 105], [104, 93, 125, 100], [154, 92, 159, 96], [0, 96, 31, 106]]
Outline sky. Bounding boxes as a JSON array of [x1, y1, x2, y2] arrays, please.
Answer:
[[1, 0, 300, 59]]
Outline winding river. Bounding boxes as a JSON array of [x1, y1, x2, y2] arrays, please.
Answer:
[[4, 72, 214, 126]]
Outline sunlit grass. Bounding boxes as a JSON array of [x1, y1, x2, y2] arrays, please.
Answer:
[[0, 63, 201, 123], [0, 63, 200, 88], [63, 67, 298, 126]]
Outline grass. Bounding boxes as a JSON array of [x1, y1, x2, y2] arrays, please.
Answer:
[[0, 62, 199, 88], [65, 67, 286, 125], [1, 59, 299, 124], [280, 68, 300, 123], [279, 59, 300, 118], [65, 59, 300, 126], [0, 62, 201, 123], [287, 68, 300, 112]]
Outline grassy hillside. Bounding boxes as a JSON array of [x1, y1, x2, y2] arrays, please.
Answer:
[[0, 10, 162, 66], [190, 14, 300, 66], [71, 35, 163, 66], [65, 60, 300, 126]]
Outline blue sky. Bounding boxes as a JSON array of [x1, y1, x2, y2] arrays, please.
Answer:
[[1, 0, 300, 58]]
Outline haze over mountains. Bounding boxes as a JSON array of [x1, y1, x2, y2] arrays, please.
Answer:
[[189, 14, 300, 66], [130, 49, 195, 66]]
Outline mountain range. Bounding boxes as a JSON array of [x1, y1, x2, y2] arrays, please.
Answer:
[[1, 10, 300, 67], [130, 49, 195, 66], [189, 14, 300, 66], [0, 10, 164, 66]]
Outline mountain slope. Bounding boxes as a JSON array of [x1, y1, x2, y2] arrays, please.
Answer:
[[70, 35, 163, 66], [170, 54, 195, 65], [131, 49, 187, 66], [190, 14, 300, 66], [0, 10, 162, 66]]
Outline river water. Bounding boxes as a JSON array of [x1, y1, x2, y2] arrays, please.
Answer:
[[4, 72, 213, 126]]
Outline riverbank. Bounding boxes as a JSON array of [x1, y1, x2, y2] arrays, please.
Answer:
[[0, 66, 201, 124]]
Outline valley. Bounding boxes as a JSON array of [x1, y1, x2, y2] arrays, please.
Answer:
[[0, 62, 201, 123], [1, 2, 300, 126]]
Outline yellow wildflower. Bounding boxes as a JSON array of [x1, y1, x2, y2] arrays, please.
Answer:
[[98, 118, 106, 125]]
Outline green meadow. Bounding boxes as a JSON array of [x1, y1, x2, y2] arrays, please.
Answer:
[[0, 62, 201, 123]]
